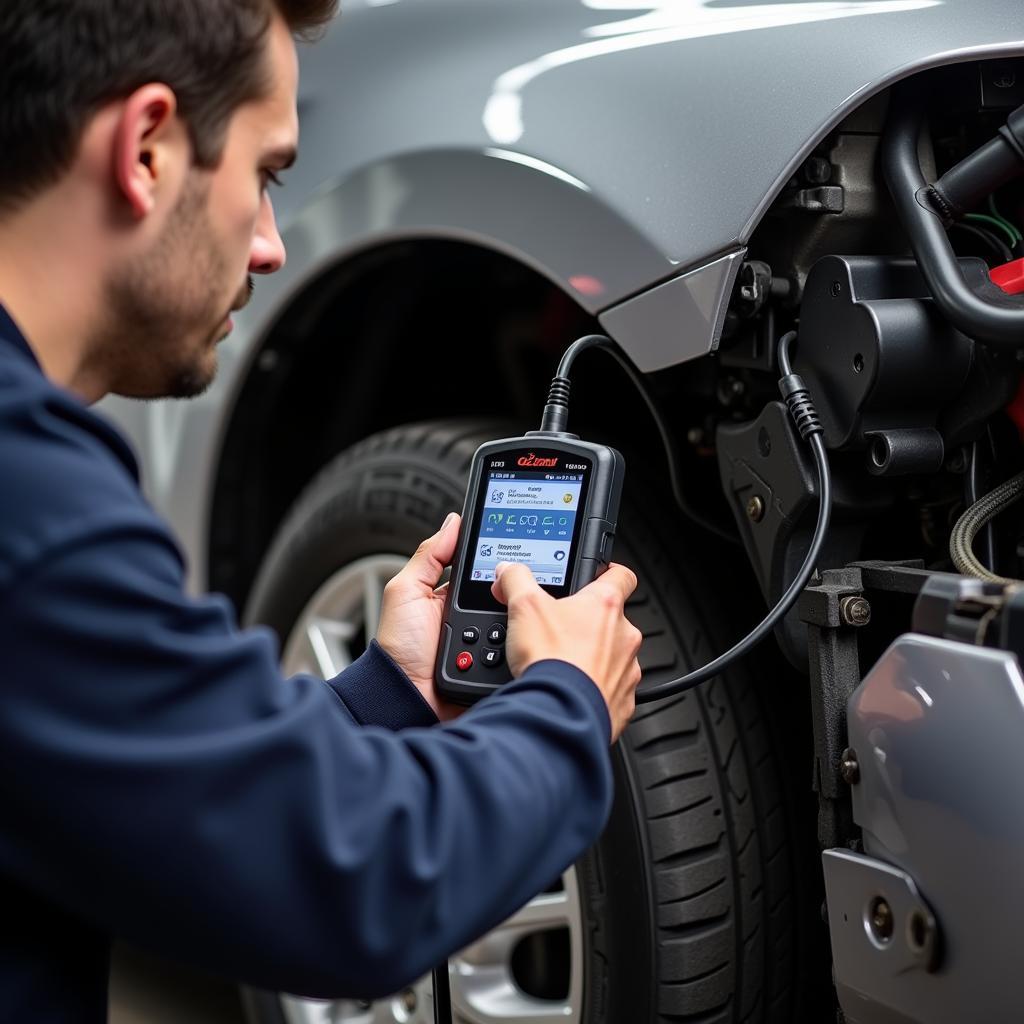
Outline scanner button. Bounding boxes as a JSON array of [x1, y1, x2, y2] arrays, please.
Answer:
[[487, 623, 506, 645], [482, 647, 504, 668], [601, 531, 616, 562], [461, 626, 480, 644], [455, 651, 474, 672]]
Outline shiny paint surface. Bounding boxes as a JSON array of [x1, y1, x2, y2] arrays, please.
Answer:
[[102, 0, 1024, 584], [841, 634, 1024, 1022]]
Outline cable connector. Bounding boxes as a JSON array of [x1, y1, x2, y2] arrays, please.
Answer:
[[539, 375, 573, 435], [779, 372, 823, 441]]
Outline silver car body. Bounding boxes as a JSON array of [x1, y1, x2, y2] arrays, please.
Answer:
[[102, 3, 1024, 1020], [104, 0, 1024, 591]]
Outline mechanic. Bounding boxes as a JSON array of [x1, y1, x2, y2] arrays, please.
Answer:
[[0, 1, 645, 1020]]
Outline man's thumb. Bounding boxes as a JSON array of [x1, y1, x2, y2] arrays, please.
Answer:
[[403, 512, 460, 588], [491, 561, 540, 606]]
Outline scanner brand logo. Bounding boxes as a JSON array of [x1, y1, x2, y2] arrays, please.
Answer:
[[517, 453, 558, 468]]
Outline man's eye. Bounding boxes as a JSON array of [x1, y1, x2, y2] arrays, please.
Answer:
[[262, 170, 284, 190]]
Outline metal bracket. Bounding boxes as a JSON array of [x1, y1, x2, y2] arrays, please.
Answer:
[[798, 566, 867, 849], [823, 848, 939, 1023]]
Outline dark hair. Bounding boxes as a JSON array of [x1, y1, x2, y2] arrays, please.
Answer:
[[0, 0, 337, 211]]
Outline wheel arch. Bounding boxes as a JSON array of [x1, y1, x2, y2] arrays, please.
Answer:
[[207, 235, 604, 611]]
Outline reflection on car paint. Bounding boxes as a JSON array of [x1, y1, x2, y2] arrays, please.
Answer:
[[484, 0, 943, 144]]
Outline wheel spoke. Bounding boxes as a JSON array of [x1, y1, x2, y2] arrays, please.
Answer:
[[451, 879, 580, 1024], [451, 968, 572, 1024], [501, 891, 573, 934], [457, 892, 572, 968], [362, 566, 385, 641], [306, 619, 351, 678]]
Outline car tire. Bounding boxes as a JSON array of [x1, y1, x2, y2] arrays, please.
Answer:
[[240, 418, 817, 1024]]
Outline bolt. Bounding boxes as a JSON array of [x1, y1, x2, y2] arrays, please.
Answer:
[[803, 156, 832, 184], [869, 897, 894, 943], [840, 595, 871, 627], [830, 280, 842, 298], [840, 747, 860, 785], [687, 426, 705, 446], [746, 495, 765, 523]]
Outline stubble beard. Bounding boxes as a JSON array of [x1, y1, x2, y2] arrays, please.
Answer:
[[98, 175, 242, 401]]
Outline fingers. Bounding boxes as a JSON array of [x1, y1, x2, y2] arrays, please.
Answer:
[[491, 562, 545, 607], [393, 513, 461, 592], [584, 563, 638, 604]]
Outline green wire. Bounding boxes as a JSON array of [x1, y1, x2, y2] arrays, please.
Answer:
[[987, 195, 1022, 243], [966, 212, 1019, 249]]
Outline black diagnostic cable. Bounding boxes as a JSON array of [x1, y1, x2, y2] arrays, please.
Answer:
[[431, 331, 830, 1017], [543, 331, 832, 703], [432, 964, 452, 1024], [540, 334, 738, 544]]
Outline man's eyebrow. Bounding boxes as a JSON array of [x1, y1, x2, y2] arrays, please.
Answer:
[[264, 146, 298, 169]]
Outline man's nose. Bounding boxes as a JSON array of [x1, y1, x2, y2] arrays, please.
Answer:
[[250, 193, 286, 275]]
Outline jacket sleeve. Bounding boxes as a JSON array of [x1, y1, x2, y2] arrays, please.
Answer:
[[328, 640, 439, 731], [0, 524, 612, 1000]]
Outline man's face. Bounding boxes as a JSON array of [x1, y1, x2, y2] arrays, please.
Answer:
[[101, 15, 298, 400]]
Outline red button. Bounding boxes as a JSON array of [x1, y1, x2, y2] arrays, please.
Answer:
[[455, 651, 474, 672]]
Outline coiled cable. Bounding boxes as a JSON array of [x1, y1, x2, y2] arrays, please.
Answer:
[[950, 471, 1024, 584]]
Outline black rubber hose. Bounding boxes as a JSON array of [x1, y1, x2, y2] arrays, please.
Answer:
[[931, 105, 1024, 221], [883, 88, 1024, 348]]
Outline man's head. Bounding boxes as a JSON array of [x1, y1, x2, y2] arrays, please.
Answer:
[[0, 0, 337, 400]]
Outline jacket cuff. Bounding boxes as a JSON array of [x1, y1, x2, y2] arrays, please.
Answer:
[[326, 641, 439, 730], [513, 660, 612, 746]]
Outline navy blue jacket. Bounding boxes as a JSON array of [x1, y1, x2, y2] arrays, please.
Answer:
[[0, 306, 613, 1022]]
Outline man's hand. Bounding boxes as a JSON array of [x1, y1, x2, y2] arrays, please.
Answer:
[[491, 563, 643, 743], [376, 513, 466, 722]]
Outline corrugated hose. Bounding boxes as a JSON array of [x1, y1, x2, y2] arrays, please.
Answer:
[[950, 470, 1024, 584]]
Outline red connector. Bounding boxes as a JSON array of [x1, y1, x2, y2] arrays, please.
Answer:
[[990, 257, 1024, 296]]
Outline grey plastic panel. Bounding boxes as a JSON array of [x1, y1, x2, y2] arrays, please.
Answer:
[[599, 250, 744, 371], [833, 634, 1024, 1022]]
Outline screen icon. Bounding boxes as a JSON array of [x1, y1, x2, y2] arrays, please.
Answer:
[[479, 545, 493, 557], [491, 490, 505, 503], [554, 550, 566, 561], [563, 494, 573, 504]]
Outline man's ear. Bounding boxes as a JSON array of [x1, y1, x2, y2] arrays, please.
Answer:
[[112, 84, 185, 220]]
